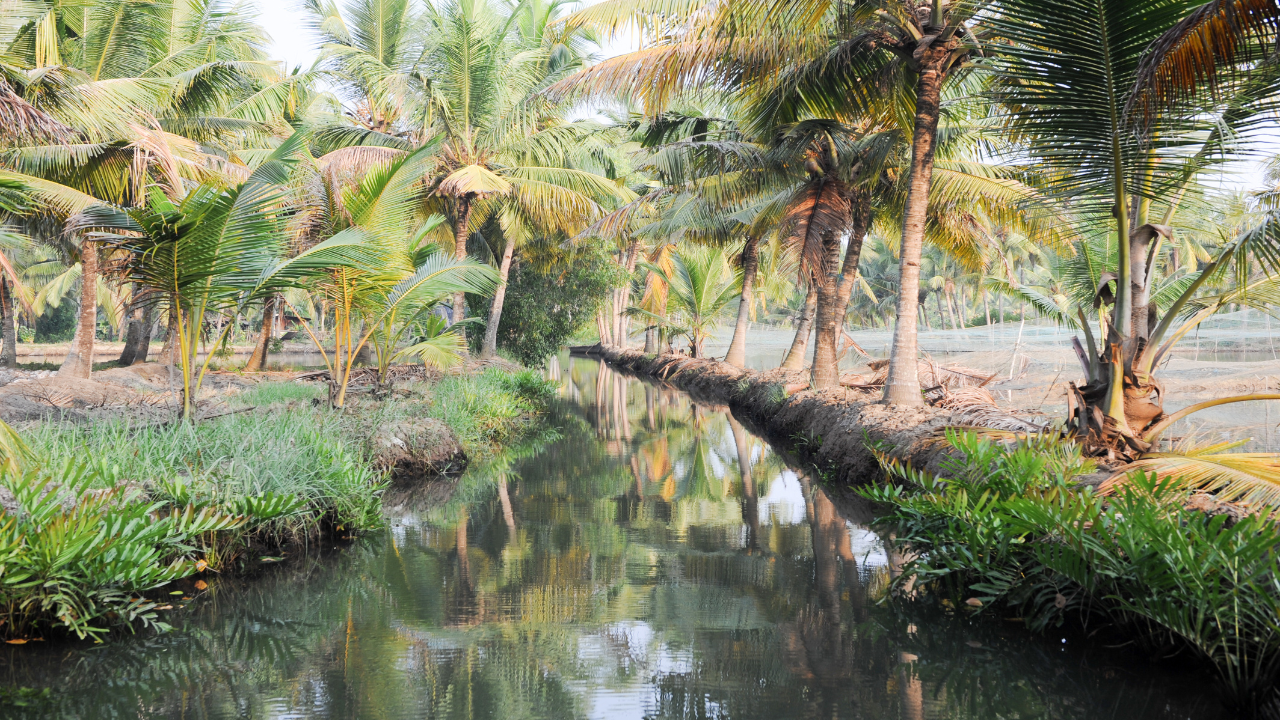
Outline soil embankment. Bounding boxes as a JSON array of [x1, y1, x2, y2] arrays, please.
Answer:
[[583, 344, 1020, 483]]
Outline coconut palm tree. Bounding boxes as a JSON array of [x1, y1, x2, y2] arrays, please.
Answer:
[[306, 0, 630, 351], [989, 0, 1280, 451], [286, 142, 498, 407], [633, 243, 741, 358], [76, 134, 369, 419], [554, 0, 994, 401], [0, 0, 324, 378]]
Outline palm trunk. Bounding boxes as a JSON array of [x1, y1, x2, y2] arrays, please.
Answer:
[[883, 57, 946, 406], [983, 290, 991, 326], [245, 296, 275, 372], [0, 277, 15, 369], [59, 241, 97, 378], [119, 290, 155, 366], [812, 191, 870, 389], [644, 326, 657, 353], [781, 283, 817, 370], [480, 235, 516, 359], [725, 235, 761, 368], [614, 241, 641, 348], [451, 197, 474, 327], [158, 302, 178, 365]]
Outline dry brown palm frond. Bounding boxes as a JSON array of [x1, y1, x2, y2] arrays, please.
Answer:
[[781, 177, 849, 282], [639, 242, 676, 315], [1100, 440, 1280, 509], [318, 146, 408, 194], [575, 187, 667, 242], [1129, 0, 1280, 124], [0, 80, 75, 146], [935, 386, 1048, 432]]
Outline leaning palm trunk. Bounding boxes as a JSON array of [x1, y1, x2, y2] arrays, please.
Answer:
[[0, 277, 16, 368], [480, 236, 516, 359], [725, 236, 760, 368], [59, 241, 98, 379], [812, 194, 870, 389], [782, 284, 818, 370], [614, 241, 641, 348], [244, 296, 275, 372], [883, 52, 947, 406]]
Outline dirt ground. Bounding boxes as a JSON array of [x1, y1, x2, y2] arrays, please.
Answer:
[[702, 309, 1280, 451]]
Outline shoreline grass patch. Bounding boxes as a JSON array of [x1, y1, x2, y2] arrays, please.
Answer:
[[0, 369, 556, 642], [863, 430, 1280, 715]]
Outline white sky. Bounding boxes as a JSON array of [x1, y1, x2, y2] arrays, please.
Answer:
[[250, 0, 1276, 194]]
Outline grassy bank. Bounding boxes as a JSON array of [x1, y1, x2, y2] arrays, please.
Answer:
[[0, 367, 555, 642], [865, 431, 1280, 715]]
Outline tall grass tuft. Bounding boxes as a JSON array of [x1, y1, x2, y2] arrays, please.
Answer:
[[865, 430, 1280, 714]]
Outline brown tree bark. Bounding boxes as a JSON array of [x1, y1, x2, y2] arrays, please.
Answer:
[[244, 296, 275, 372], [781, 283, 818, 370], [451, 197, 474, 327], [119, 291, 154, 366], [480, 235, 516, 359], [811, 191, 870, 389], [0, 277, 16, 368], [59, 240, 97, 378], [884, 53, 947, 406], [725, 236, 760, 368]]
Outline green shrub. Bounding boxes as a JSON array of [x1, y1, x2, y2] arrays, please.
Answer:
[[864, 430, 1280, 712], [26, 404, 385, 540], [491, 244, 629, 367]]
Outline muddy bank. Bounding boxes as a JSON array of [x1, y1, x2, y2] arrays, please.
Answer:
[[583, 344, 994, 484]]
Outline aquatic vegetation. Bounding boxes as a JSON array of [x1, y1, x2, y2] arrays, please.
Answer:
[[864, 430, 1280, 712]]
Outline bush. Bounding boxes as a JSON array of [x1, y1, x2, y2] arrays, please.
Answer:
[[491, 244, 629, 367], [864, 430, 1280, 713]]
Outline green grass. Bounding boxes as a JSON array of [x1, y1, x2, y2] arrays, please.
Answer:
[[0, 369, 555, 641], [419, 368, 556, 455]]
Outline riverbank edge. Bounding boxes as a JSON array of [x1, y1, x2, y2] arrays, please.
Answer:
[[582, 344, 970, 484]]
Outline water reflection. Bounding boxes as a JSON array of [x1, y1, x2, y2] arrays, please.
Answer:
[[0, 358, 1226, 719]]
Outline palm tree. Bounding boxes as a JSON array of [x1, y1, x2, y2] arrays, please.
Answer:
[[634, 244, 741, 358], [287, 143, 498, 407], [990, 0, 1280, 450], [307, 0, 629, 355], [78, 135, 361, 419], [555, 0, 992, 401], [0, 0, 322, 378]]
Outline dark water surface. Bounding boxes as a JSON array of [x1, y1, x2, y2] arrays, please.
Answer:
[[0, 359, 1227, 719]]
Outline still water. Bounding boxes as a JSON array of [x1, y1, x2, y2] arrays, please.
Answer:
[[0, 359, 1226, 719]]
